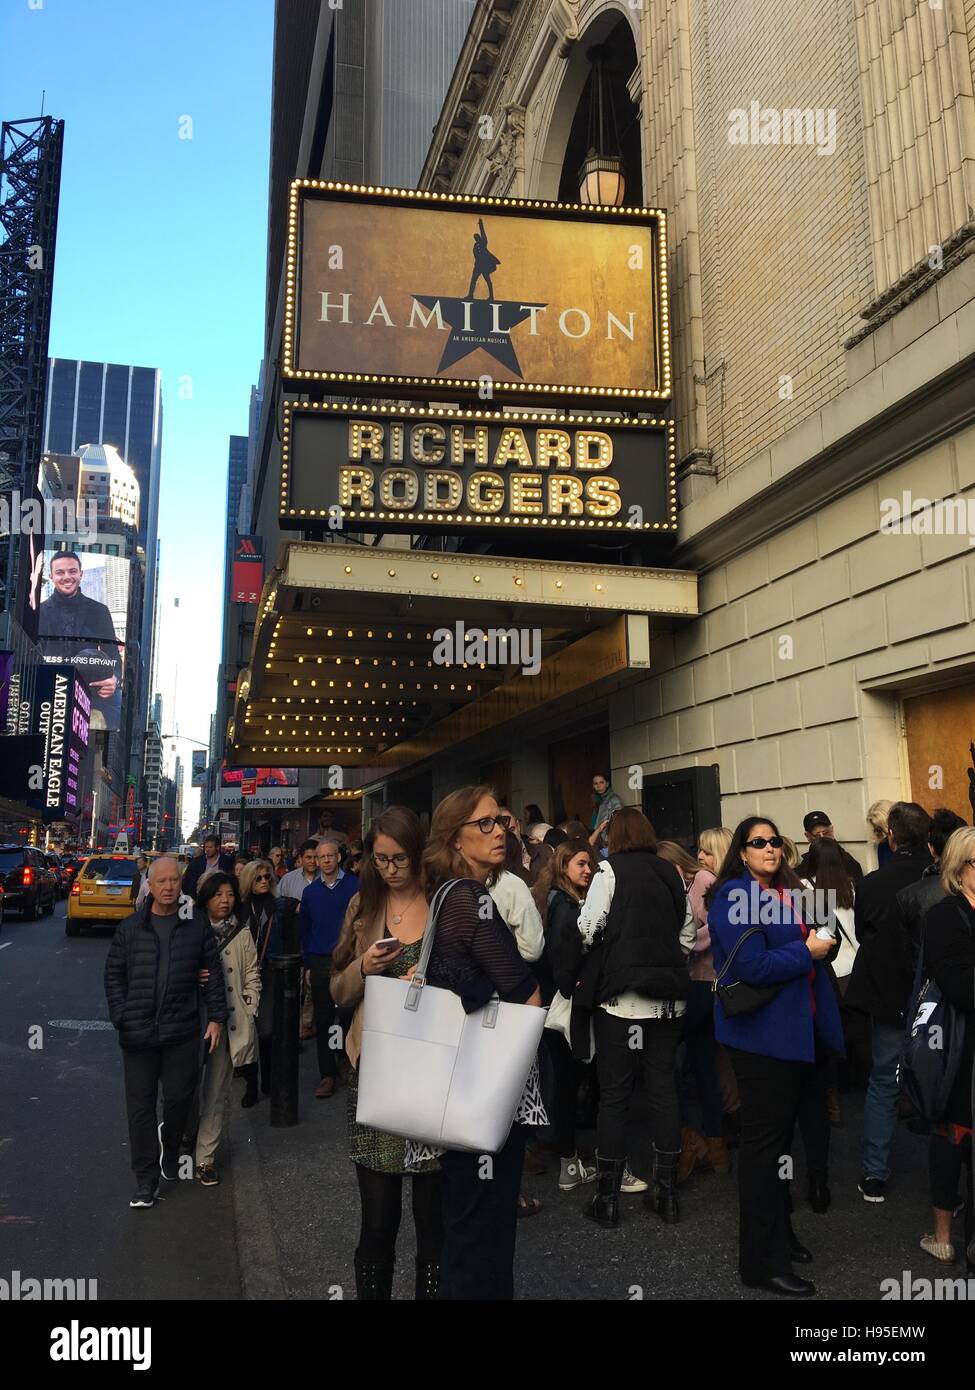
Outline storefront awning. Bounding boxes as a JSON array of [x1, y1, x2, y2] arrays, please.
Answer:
[[229, 541, 697, 770]]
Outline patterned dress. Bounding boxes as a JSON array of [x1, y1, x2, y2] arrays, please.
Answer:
[[346, 938, 440, 1176]]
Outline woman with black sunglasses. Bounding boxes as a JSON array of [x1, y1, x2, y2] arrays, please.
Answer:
[[706, 817, 842, 1297], [239, 859, 278, 1098]]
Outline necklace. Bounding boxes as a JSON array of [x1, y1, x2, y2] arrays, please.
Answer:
[[387, 889, 421, 926]]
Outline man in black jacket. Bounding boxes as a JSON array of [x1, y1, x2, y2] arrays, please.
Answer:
[[797, 810, 863, 882], [895, 808, 967, 972], [845, 802, 931, 1203], [104, 856, 227, 1209], [182, 834, 235, 903]]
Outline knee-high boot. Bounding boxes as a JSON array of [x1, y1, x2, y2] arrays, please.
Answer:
[[644, 1145, 681, 1224]]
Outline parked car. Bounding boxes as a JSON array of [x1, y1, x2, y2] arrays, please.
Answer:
[[45, 852, 70, 898], [0, 846, 59, 919], [66, 854, 140, 936]]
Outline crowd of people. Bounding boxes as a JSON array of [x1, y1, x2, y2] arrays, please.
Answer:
[[102, 776, 975, 1301]]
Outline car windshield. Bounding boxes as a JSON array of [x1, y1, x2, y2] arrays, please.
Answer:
[[82, 858, 138, 884], [0, 851, 25, 870]]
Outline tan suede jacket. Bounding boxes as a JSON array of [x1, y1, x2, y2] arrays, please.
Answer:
[[328, 892, 385, 1068]]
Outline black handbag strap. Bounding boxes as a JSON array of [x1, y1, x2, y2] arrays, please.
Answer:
[[713, 927, 766, 989]]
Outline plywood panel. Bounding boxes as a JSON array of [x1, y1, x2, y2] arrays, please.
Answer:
[[904, 685, 975, 822]]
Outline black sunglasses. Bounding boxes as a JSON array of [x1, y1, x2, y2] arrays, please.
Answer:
[[744, 836, 784, 850]]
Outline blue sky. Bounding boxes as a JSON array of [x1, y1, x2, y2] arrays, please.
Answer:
[[3, 0, 273, 832]]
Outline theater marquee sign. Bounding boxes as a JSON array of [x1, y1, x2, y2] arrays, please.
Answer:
[[280, 402, 676, 534], [284, 182, 670, 401]]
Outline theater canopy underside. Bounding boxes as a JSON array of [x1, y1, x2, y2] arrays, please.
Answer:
[[229, 542, 697, 772]]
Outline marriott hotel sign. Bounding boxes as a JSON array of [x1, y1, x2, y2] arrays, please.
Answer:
[[284, 182, 671, 401]]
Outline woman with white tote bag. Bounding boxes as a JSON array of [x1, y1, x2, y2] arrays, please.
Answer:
[[420, 786, 543, 1300]]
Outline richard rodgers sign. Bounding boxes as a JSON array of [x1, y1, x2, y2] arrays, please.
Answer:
[[280, 403, 676, 534], [284, 182, 671, 401]]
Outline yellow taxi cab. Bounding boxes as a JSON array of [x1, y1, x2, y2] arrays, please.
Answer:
[[65, 853, 141, 936]]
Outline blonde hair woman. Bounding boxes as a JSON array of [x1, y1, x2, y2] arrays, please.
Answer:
[[867, 799, 894, 868], [916, 827, 975, 1267], [697, 827, 733, 876], [239, 858, 278, 1096]]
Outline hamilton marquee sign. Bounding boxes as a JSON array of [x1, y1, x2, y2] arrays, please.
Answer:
[[280, 402, 676, 534], [284, 182, 671, 402]]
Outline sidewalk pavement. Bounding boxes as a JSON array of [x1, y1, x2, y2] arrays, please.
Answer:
[[228, 1040, 939, 1301]]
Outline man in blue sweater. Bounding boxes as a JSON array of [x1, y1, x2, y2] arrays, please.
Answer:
[[299, 838, 358, 1098]]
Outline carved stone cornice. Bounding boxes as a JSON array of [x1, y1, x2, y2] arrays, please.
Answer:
[[420, 0, 523, 192]]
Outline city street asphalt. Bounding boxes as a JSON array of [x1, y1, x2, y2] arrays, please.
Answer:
[[0, 899, 943, 1301]]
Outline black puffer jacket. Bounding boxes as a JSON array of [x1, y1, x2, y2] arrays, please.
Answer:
[[599, 848, 688, 1002], [104, 896, 228, 1050]]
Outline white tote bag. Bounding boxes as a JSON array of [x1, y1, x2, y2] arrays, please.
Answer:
[[356, 880, 546, 1154]]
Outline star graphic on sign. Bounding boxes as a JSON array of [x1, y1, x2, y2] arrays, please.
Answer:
[[412, 295, 547, 377]]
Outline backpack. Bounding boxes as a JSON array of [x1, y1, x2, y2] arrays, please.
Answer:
[[896, 904, 969, 1124]]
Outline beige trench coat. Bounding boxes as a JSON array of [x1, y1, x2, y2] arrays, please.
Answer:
[[217, 922, 262, 1067]]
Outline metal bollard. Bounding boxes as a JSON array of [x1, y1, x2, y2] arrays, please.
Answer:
[[269, 951, 302, 1127]]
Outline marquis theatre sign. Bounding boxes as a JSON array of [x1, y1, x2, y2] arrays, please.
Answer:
[[280, 402, 676, 534], [284, 182, 671, 401]]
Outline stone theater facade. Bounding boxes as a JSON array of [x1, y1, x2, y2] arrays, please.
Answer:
[[235, 0, 975, 861]]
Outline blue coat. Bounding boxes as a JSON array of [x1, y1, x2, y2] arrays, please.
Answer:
[[708, 872, 844, 1063]]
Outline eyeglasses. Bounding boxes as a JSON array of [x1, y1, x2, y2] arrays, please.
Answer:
[[254, 873, 271, 882], [373, 852, 409, 869], [744, 836, 784, 850], [460, 815, 512, 835]]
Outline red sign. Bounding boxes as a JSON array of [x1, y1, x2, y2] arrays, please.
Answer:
[[231, 534, 264, 604], [241, 778, 257, 796]]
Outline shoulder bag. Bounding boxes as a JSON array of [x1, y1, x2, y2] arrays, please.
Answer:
[[355, 879, 547, 1154], [712, 927, 782, 1018]]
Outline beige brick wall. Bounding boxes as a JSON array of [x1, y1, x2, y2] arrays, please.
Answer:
[[690, 0, 874, 478], [611, 424, 975, 861]]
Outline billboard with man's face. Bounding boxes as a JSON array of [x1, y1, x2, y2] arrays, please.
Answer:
[[36, 550, 129, 733]]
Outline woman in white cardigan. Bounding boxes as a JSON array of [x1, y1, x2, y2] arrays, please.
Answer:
[[194, 872, 262, 1186]]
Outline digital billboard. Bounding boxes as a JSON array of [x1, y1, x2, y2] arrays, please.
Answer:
[[28, 664, 91, 823], [36, 550, 129, 732], [218, 763, 300, 810]]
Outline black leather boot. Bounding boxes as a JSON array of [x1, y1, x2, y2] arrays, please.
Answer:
[[414, 1259, 439, 1301], [583, 1154, 624, 1228], [240, 1063, 259, 1109], [807, 1174, 831, 1214], [354, 1254, 394, 1300], [644, 1145, 681, 1224]]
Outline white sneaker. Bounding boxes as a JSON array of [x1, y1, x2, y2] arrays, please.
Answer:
[[620, 1166, 648, 1194], [558, 1155, 596, 1191]]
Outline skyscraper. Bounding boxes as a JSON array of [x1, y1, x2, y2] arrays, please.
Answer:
[[43, 358, 163, 729], [223, 434, 249, 608]]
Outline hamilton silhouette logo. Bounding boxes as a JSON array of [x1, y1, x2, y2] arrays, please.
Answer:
[[412, 218, 546, 377]]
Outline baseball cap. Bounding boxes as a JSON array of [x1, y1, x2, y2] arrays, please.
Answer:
[[803, 811, 832, 832]]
